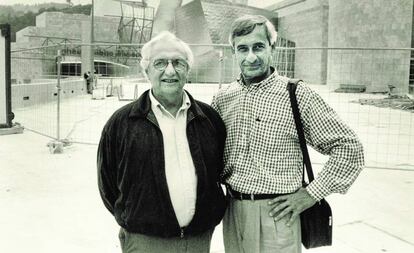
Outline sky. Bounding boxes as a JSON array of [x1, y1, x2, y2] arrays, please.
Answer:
[[1, 0, 92, 5], [0, 0, 281, 8]]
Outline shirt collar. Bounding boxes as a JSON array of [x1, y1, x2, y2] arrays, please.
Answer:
[[238, 66, 278, 90], [149, 89, 191, 116], [128, 90, 207, 120]]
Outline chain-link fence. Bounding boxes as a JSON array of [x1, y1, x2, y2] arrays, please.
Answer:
[[9, 44, 414, 169]]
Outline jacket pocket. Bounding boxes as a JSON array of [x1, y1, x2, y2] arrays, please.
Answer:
[[211, 182, 227, 223]]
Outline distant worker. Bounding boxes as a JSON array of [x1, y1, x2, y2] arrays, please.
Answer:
[[93, 69, 98, 90], [83, 71, 93, 94]]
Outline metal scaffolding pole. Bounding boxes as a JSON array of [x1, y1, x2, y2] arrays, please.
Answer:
[[47, 50, 65, 154]]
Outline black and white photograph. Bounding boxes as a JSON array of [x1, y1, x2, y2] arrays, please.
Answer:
[[0, 0, 413, 252]]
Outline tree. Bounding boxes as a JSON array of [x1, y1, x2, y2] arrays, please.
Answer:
[[0, 3, 92, 42]]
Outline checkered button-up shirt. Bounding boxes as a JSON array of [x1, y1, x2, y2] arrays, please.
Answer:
[[211, 71, 364, 201]]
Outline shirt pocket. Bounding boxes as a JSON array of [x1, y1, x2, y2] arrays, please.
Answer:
[[251, 110, 295, 164]]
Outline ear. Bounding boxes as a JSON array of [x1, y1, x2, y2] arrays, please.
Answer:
[[270, 42, 276, 52], [184, 68, 191, 82], [141, 68, 149, 80]]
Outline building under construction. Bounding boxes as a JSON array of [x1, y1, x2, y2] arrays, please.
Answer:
[[11, 0, 156, 82], [10, 0, 413, 93]]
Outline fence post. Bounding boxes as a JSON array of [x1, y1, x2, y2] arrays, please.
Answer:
[[219, 48, 224, 89], [284, 46, 288, 76], [0, 23, 23, 135], [47, 50, 64, 153], [56, 49, 62, 141]]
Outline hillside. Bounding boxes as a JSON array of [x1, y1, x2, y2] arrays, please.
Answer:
[[0, 3, 92, 42], [0, 3, 68, 16]]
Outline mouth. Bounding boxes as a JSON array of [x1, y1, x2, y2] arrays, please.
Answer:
[[161, 78, 179, 84], [243, 64, 261, 69]]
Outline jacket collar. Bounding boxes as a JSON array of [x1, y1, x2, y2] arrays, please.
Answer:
[[128, 89, 207, 120]]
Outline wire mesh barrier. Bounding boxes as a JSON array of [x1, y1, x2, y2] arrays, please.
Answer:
[[9, 44, 414, 169]]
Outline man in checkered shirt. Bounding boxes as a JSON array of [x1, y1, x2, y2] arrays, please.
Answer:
[[211, 15, 364, 253]]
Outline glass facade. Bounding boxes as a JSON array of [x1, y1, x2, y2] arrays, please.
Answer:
[[60, 61, 129, 77]]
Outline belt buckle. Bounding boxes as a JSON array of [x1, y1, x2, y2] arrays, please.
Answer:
[[250, 194, 254, 201]]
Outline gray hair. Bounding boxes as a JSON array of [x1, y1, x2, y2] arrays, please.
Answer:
[[140, 31, 194, 73], [228, 15, 277, 49]]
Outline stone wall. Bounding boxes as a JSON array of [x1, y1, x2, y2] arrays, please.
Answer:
[[35, 12, 86, 40], [327, 0, 413, 93], [277, 3, 328, 84], [15, 12, 121, 47], [262, 0, 413, 92], [10, 49, 52, 83], [201, 1, 278, 44], [12, 12, 127, 82]]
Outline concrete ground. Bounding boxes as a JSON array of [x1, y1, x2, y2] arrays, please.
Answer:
[[1, 128, 414, 253], [2, 83, 414, 252]]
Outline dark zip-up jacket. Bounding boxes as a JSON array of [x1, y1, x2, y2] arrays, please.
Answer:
[[97, 90, 227, 238]]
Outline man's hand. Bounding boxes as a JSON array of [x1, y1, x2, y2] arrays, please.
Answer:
[[268, 187, 317, 226]]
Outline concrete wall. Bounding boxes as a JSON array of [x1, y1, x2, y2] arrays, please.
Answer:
[[327, 0, 413, 93], [32, 12, 120, 43], [12, 12, 127, 83], [202, 1, 278, 44], [35, 12, 87, 40], [11, 78, 85, 109], [11, 51, 50, 83], [277, 3, 328, 84], [16, 27, 52, 47], [266, 0, 327, 17], [16, 12, 121, 46], [262, 0, 413, 92]]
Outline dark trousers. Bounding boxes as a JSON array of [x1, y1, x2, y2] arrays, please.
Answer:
[[118, 227, 214, 253]]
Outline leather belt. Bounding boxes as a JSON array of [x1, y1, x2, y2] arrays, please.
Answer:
[[227, 187, 283, 201]]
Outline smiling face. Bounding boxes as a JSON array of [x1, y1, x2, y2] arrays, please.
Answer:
[[233, 25, 274, 83], [146, 40, 189, 104]]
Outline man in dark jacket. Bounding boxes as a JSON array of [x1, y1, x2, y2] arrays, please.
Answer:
[[83, 71, 92, 94], [97, 31, 227, 253]]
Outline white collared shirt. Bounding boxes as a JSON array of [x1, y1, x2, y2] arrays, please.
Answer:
[[149, 90, 197, 227]]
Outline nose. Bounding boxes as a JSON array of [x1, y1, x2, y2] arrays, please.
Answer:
[[164, 61, 176, 75], [245, 49, 257, 63]]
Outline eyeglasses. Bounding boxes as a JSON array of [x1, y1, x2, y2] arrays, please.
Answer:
[[152, 59, 188, 72]]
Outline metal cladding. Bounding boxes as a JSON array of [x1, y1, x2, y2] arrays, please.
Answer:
[[153, 0, 183, 36], [175, 0, 278, 83]]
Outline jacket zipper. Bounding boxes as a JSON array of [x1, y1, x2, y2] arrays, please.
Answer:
[[147, 111, 194, 240]]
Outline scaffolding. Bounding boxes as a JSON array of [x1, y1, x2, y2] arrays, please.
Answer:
[[107, 0, 155, 44], [274, 37, 296, 78]]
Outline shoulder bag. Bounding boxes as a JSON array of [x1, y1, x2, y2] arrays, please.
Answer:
[[287, 79, 333, 249]]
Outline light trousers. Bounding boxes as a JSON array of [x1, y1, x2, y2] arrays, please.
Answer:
[[118, 227, 214, 253], [223, 198, 302, 253]]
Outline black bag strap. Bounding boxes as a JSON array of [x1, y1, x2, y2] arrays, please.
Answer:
[[287, 79, 315, 184]]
